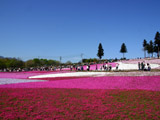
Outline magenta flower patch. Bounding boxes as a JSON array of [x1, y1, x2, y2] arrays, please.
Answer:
[[0, 71, 160, 119], [0, 71, 72, 79], [0, 88, 159, 119], [0, 76, 160, 91]]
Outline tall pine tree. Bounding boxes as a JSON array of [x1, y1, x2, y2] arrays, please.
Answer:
[[154, 31, 160, 58], [143, 39, 147, 58], [149, 40, 154, 57], [146, 40, 154, 58], [120, 43, 127, 59], [97, 43, 104, 59]]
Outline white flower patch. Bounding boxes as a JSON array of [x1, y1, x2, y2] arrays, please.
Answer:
[[0, 78, 45, 85], [29, 72, 113, 78], [114, 62, 160, 70]]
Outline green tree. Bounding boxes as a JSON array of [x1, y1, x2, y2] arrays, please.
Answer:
[[120, 43, 127, 58], [143, 39, 147, 58], [0, 59, 6, 69], [33, 58, 40, 67], [40, 59, 48, 66], [65, 61, 72, 65], [149, 40, 154, 57], [154, 31, 160, 58], [97, 43, 104, 59], [25, 60, 34, 68], [6, 58, 24, 68], [146, 43, 150, 57]]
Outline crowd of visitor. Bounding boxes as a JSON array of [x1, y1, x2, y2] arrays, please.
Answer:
[[0, 61, 153, 72], [99, 64, 113, 71], [138, 61, 151, 71], [0, 66, 58, 72]]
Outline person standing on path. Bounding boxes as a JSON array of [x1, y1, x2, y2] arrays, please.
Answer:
[[138, 62, 141, 70], [116, 63, 119, 70]]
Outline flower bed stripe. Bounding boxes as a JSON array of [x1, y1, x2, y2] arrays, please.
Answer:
[[0, 76, 160, 91]]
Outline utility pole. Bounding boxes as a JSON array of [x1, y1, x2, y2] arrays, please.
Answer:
[[60, 56, 62, 71], [60, 56, 62, 63], [81, 53, 83, 63]]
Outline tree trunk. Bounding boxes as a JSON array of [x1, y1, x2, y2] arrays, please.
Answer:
[[158, 47, 160, 58], [144, 50, 146, 58], [123, 53, 124, 59]]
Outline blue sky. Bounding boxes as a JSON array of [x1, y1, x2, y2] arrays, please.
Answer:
[[0, 0, 160, 62]]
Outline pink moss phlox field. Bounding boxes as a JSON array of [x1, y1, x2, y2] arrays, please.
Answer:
[[1, 76, 160, 91], [0, 72, 160, 119], [0, 71, 73, 79], [0, 88, 159, 119], [122, 58, 160, 64]]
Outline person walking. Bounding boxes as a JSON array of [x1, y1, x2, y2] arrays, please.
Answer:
[[147, 63, 151, 71], [81, 65, 83, 71], [138, 62, 141, 70], [141, 62, 144, 70], [109, 64, 112, 71], [105, 64, 108, 71], [116, 63, 119, 70], [86, 65, 89, 71], [88, 65, 90, 71], [96, 64, 98, 71]]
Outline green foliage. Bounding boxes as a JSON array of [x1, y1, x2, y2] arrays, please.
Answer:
[[0, 59, 6, 69], [65, 61, 72, 65], [25, 60, 35, 68], [82, 58, 99, 63], [154, 31, 160, 57], [97, 43, 104, 59], [148, 40, 154, 57], [0, 58, 24, 69], [143, 39, 147, 58], [143, 39, 147, 48], [25, 59, 60, 68], [0, 57, 60, 69], [33, 58, 40, 66], [120, 43, 127, 53], [120, 43, 127, 58], [154, 31, 160, 47], [144, 32, 160, 58]]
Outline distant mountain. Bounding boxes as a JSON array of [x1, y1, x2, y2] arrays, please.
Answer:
[[0, 56, 14, 59], [0, 56, 4, 58]]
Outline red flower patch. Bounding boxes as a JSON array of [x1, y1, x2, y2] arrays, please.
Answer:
[[0, 88, 159, 119]]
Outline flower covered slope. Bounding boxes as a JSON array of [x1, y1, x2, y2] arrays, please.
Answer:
[[122, 58, 160, 64], [0, 76, 160, 91], [117, 58, 160, 70], [0, 61, 160, 119], [29, 72, 112, 79], [0, 71, 72, 79], [0, 88, 160, 120], [117, 62, 159, 70], [0, 70, 160, 91]]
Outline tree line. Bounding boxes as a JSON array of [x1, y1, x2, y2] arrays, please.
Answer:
[[97, 31, 160, 60], [97, 42, 127, 59], [0, 32, 159, 70], [143, 31, 160, 58], [0, 57, 60, 70]]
